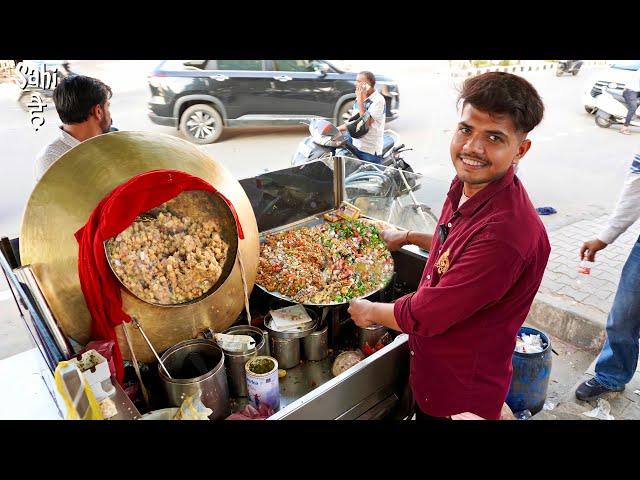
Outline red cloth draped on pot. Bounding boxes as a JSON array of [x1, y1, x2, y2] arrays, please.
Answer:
[[74, 169, 244, 383]]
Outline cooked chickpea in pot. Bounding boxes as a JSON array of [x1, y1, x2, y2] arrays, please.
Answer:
[[106, 191, 230, 305]]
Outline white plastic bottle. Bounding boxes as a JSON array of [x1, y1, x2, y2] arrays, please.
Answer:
[[576, 257, 595, 288]]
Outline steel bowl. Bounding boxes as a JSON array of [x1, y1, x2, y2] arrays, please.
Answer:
[[263, 307, 319, 339]]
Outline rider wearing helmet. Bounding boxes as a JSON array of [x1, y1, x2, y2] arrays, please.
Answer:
[[338, 71, 386, 164]]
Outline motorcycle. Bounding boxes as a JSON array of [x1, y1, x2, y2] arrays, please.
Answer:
[[292, 118, 438, 228], [292, 118, 417, 190], [556, 60, 583, 77], [593, 85, 640, 129]]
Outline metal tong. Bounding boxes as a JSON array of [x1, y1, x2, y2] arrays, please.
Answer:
[[130, 318, 172, 379]]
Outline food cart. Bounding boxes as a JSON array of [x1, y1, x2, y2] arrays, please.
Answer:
[[0, 131, 448, 420]]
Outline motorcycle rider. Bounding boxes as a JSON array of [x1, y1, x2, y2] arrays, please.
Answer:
[[337, 71, 386, 164]]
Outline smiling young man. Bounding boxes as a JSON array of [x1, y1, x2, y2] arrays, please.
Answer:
[[348, 72, 551, 420]]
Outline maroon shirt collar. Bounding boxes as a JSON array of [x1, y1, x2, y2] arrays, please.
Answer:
[[447, 167, 517, 217]]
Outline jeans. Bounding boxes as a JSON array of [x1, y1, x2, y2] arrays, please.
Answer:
[[622, 89, 638, 127], [594, 236, 640, 389], [341, 133, 383, 164]]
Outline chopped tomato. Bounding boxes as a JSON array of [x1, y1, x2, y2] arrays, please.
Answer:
[[363, 343, 375, 357]]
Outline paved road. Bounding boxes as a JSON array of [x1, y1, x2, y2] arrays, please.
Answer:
[[0, 60, 637, 358]]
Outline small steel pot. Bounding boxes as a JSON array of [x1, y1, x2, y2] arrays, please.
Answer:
[[303, 323, 329, 361], [358, 324, 387, 351], [270, 336, 301, 369], [159, 339, 230, 420], [263, 307, 319, 339], [220, 325, 267, 397]]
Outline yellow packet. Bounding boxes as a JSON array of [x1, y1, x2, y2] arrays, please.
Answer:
[[54, 361, 104, 420], [337, 201, 361, 221]]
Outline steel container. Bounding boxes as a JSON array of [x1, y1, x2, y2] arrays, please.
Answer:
[[270, 336, 301, 369], [220, 325, 267, 397], [159, 339, 230, 420], [358, 324, 387, 351], [302, 323, 329, 361]]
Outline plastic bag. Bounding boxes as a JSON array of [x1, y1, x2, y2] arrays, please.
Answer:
[[173, 395, 213, 420], [225, 404, 274, 420], [583, 399, 615, 420]]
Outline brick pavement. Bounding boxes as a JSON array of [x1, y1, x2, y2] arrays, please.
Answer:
[[539, 214, 640, 323]]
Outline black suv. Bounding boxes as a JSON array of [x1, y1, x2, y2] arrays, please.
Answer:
[[147, 60, 400, 144]]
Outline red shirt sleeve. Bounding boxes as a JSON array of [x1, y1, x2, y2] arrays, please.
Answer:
[[394, 234, 526, 337]]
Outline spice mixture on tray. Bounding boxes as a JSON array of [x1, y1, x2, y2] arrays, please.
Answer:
[[257, 219, 394, 304]]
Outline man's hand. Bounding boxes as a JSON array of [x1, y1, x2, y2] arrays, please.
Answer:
[[356, 82, 367, 103], [380, 228, 408, 251], [348, 299, 375, 328], [451, 412, 485, 420], [579, 238, 608, 261]]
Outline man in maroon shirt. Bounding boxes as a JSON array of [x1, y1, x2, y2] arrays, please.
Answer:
[[348, 72, 551, 420]]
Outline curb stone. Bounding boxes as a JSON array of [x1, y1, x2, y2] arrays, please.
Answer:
[[525, 292, 606, 351]]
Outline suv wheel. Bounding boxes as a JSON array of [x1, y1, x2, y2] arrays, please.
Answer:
[[179, 104, 223, 144], [336, 101, 358, 126]]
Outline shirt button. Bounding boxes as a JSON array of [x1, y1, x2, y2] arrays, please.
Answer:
[[410, 350, 415, 356], [426, 274, 431, 280], [447, 222, 452, 228], [438, 248, 442, 253]]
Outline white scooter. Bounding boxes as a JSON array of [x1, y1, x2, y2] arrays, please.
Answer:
[[594, 85, 640, 129]]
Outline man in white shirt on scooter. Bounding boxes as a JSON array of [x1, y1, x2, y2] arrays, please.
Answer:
[[338, 71, 386, 164]]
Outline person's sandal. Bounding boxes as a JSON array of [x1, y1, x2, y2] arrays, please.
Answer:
[[620, 127, 631, 135]]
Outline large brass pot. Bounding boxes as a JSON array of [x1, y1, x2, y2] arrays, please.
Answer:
[[20, 131, 259, 363]]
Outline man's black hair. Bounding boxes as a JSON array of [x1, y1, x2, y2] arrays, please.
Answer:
[[458, 72, 544, 134], [53, 75, 112, 124], [359, 71, 376, 87]]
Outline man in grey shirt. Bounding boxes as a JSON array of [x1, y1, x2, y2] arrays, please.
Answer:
[[35, 75, 113, 181]]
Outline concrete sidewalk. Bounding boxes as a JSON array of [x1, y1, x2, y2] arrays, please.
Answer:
[[526, 214, 640, 350], [533, 358, 640, 420], [525, 213, 640, 420]]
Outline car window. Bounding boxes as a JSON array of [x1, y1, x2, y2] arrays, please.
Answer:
[[274, 60, 316, 72], [610, 61, 640, 71], [213, 60, 263, 71], [161, 60, 206, 71]]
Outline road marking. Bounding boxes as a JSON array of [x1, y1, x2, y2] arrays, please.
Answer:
[[0, 290, 12, 302]]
